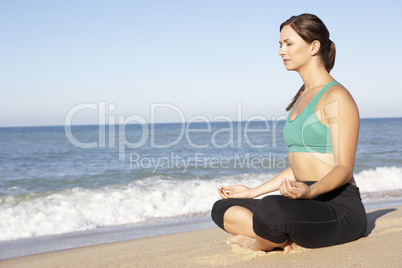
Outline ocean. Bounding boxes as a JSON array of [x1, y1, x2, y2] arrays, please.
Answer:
[[0, 118, 401, 259]]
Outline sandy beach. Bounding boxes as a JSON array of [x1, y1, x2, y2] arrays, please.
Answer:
[[1, 206, 401, 268]]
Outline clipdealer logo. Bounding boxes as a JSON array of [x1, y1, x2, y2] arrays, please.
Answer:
[[129, 152, 285, 173], [64, 101, 287, 171]]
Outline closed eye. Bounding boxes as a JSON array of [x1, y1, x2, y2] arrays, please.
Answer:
[[279, 43, 291, 48]]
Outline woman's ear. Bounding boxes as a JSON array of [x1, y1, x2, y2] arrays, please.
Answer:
[[311, 40, 321, 56]]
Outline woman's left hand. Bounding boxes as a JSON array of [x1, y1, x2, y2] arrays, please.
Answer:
[[279, 178, 312, 199]]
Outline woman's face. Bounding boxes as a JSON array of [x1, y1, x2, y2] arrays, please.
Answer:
[[279, 25, 312, 72]]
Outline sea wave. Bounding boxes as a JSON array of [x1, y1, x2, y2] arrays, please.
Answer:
[[0, 166, 401, 241], [354, 166, 402, 192], [0, 173, 270, 241]]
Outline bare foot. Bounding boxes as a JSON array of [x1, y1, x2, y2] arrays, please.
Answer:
[[228, 235, 296, 253], [282, 239, 296, 254], [227, 234, 256, 250]]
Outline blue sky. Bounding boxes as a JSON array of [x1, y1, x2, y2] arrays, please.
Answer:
[[1, 0, 401, 127]]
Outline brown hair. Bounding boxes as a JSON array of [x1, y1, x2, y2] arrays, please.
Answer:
[[281, 14, 336, 111]]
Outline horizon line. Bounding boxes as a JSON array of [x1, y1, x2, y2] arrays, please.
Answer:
[[0, 116, 401, 129]]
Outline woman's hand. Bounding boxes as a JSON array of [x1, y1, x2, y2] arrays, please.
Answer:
[[217, 185, 252, 199], [279, 178, 312, 199]]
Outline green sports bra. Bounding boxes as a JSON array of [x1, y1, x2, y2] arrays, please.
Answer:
[[283, 81, 340, 154]]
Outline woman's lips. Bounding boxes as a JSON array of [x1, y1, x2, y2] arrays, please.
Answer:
[[283, 59, 290, 64]]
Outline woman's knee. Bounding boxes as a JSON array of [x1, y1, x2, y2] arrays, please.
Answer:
[[211, 198, 259, 229], [211, 199, 231, 229]]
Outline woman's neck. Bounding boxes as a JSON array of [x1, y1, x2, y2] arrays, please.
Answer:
[[297, 61, 333, 92]]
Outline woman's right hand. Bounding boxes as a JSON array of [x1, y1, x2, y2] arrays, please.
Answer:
[[217, 185, 252, 199]]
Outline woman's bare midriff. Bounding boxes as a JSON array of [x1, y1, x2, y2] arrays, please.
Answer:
[[289, 152, 357, 185]]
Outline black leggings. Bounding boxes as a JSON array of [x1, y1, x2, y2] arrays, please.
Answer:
[[211, 182, 367, 248]]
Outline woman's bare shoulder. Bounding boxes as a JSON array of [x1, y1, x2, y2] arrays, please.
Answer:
[[319, 83, 359, 120], [324, 83, 355, 103]]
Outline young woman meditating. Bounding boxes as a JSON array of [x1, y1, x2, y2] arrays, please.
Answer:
[[211, 13, 367, 252]]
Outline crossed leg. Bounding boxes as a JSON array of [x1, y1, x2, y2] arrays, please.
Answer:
[[223, 206, 294, 252]]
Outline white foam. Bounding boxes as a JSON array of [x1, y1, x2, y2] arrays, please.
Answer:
[[0, 174, 270, 241], [0, 167, 401, 242], [354, 166, 402, 192]]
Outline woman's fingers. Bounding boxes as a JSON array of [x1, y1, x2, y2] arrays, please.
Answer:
[[281, 179, 298, 199], [218, 185, 250, 199], [218, 187, 230, 199], [217, 188, 226, 199], [282, 180, 311, 199], [280, 180, 289, 197], [288, 180, 301, 199], [218, 186, 235, 198]]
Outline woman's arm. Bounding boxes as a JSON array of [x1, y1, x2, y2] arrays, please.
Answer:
[[250, 166, 295, 197], [218, 166, 295, 199], [281, 85, 359, 199]]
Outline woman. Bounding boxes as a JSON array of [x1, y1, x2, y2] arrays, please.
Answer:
[[211, 13, 367, 252]]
